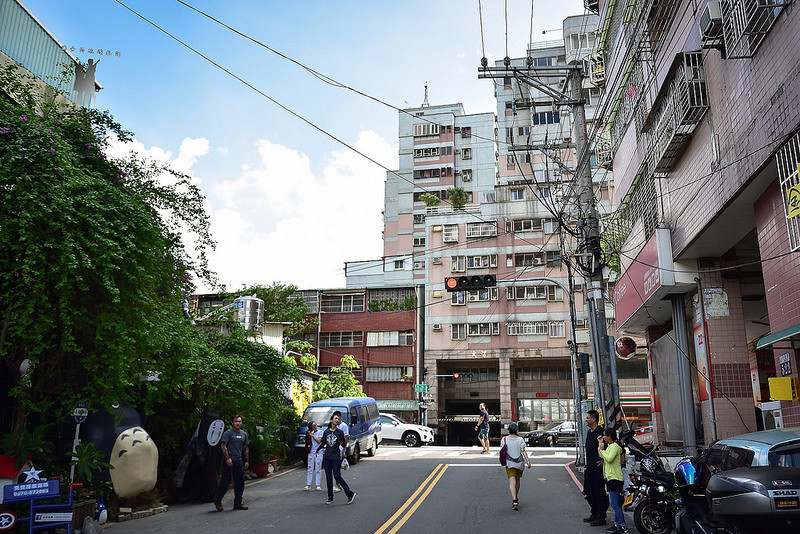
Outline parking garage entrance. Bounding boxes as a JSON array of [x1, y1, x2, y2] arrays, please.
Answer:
[[437, 401, 501, 446]]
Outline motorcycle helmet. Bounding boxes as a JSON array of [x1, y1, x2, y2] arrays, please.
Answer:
[[640, 457, 659, 475], [674, 457, 711, 488]]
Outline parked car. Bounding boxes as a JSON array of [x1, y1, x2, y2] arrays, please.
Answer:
[[379, 413, 434, 447], [524, 420, 578, 447], [294, 397, 382, 464], [702, 428, 800, 472]]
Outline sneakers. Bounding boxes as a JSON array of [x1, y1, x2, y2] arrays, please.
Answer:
[[316, 486, 323, 491], [326, 498, 333, 505], [347, 491, 356, 505], [604, 527, 628, 534], [303, 485, 310, 491], [512, 499, 519, 511], [333, 486, 341, 493], [213, 501, 223, 512]]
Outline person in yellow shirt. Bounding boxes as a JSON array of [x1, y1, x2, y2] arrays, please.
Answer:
[[597, 428, 628, 534]]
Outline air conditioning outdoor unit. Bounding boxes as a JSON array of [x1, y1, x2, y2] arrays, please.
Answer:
[[432, 324, 442, 331], [533, 258, 544, 265], [699, 0, 723, 40]]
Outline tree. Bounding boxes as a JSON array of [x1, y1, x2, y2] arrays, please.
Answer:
[[224, 282, 319, 344], [446, 187, 470, 209], [0, 63, 216, 434], [312, 355, 364, 401]]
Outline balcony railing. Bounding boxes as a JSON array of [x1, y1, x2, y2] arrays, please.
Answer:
[[722, 0, 789, 59]]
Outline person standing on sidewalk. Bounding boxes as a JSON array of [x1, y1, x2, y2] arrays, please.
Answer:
[[213, 414, 249, 511], [501, 422, 531, 510], [475, 403, 490, 454], [583, 409, 608, 526], [598, 428, 628, 534], [304, 420, 323, 491], [317, 414, 355, 505]]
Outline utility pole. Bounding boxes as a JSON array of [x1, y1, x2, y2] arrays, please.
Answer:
[[479, 56, 621, 438]]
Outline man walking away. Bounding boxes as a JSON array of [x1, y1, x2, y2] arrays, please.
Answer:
[[583, 409, 608, 526], [475, 403, 490, 454], [214, 414, 249, 511]]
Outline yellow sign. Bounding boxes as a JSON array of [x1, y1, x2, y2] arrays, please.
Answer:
[[788, 164, 800, 219], [769, 376, 799, 401]]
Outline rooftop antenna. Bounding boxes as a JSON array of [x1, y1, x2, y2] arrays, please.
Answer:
[[421, 82, 430, 107]]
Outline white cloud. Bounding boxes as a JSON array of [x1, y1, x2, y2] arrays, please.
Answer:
[[200, 130, 396, 292]]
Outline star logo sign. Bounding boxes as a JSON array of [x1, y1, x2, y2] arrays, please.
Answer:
[[22, 466, 44, 483]]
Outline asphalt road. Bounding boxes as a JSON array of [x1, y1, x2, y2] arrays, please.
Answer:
[[102, 445, 632, 534]]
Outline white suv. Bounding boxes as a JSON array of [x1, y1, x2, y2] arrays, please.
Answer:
[[380, 413, 434, 447]]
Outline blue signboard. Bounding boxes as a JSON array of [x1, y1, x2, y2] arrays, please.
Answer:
[[2, 480, 60, 503]]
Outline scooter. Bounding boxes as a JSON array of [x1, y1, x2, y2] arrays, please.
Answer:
[[671, 457, 800, 534]]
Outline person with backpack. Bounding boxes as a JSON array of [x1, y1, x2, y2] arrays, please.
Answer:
[[597, 427, 629, 533], [500, 422, 531, 510]]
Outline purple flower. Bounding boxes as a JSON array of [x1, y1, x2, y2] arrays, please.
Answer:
[[21, 115, 27, 121], [86, 143, 92, 150], [50, 148, 55, 153], [49, 138, 54, 143]]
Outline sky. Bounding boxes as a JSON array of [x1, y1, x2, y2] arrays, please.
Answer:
[[21, 0, 587, 292]]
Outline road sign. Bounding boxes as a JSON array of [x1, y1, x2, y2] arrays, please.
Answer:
[[414, 384, 429, 393], [71, 402, 88, 424]]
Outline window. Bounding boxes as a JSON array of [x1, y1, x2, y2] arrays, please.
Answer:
[[451, 292, 465, 305], [414, 123, 440, 137], [443, 224, 459, 243], [366, 330, 413, 346], [511, 188, 525, 200], [507, 155, 515, 166], [507, 285, 547, 300], [320, 294, 365, 313], [510, 219, 542, 232], [466, 254, 497, 268], [414, 147, 440, 158], [413, 237, 426, 247], [368, 288, 415, 309], [461, 169, 472, 181], [366, 366, 413, 382], [546, 251, 562, 267], [394, 259, 405, 269], [466, 221, 498, 238], [549, 321, 565, 338], [543, 219, 558, 233], [505, 127, 513, 139], [547, 285, 563, 301], [441, 146, 453, 156], [461, 127, 472, 138], [532, 111, 560, 124], [413, 167, 452, 179], [451, 323, 467, 340], [451, 255, 466, 272], [518, 126, 530, 136], [514, 253, 545, 267], [462, 148, 472, 160], [468, 323, 499, 336], [507, 321, 548, 335], [320, 331, 363, 347], [519, 154, 530, 164], [413, 214, 425, 224], [467, 288, 498, 302]]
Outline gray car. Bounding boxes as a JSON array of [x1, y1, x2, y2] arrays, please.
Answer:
[[702, 428, 800, 471]]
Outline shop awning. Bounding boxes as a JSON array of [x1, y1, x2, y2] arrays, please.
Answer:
[[756, 322, 800, 350], [377, 400, 419, 412]]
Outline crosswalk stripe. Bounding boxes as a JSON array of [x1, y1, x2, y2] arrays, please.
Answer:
[[377, 450, 403, 457], [445, 451, 463, 457], [410, 451, 432, 457]]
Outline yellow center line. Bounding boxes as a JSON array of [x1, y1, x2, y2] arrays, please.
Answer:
[[373, 463, 448, 534], [387, 464, 449, 534]]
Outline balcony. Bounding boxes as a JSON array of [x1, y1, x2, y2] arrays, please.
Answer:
[[589, 53, 605, 87], [646, 51, 709, 174]]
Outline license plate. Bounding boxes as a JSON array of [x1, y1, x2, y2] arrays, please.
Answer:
[[775, 497, 800, 510], [624, 493, 634, 506]]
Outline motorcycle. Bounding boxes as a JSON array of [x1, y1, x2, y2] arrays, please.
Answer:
[[670, 457, 800, 534], [620, 429, 679, 534]]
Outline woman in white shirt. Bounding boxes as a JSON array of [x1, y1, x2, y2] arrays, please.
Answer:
[[304, 421, 324, 490], [501, 422, 531, 510]]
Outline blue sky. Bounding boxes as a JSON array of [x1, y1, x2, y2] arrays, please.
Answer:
[[22, 0, 586, 292]]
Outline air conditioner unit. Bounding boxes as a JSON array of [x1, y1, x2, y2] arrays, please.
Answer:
[[432, 257, 442, 264], [454, 149, 461, 154], [699, 1, 723, 40], [462, 174, 472, 182], [533, 258, 544, 265], [432, 324, 442, 331]]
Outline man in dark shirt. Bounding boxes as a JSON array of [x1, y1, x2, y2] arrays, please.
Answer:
[[213, 414, 249, 511], [475, 403, 490, 454], [583, 409, 608, 526]]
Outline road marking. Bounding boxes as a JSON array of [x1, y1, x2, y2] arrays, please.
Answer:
[[374, 463, 448, 534], [377, 450, 403, 457], [444, 451, 463, 457], [448, 463, 568, 467], [410, 451, 432, 457]]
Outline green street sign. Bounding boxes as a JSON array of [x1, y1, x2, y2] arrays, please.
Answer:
[[414, 384, 429, 393]]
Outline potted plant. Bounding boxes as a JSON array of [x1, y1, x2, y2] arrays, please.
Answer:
[[248, 429, 270, 478], [67, 441, 112, 528]]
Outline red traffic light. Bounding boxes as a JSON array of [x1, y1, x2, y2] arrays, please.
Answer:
[[445, 277, 459, 291], [452, 372, 459, 379], [444, 274, 496, 292]]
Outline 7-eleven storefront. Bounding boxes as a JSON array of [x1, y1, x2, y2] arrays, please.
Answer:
[[588, 392, 652, 427]]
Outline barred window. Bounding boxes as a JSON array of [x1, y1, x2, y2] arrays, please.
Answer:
[[466, 221, 498, 238], [320, 294, 365, 313], [443, 224, 459, 243], [320, 331, 364, 347], [468, 323, 500, 336], [507, 322, 548, 335]]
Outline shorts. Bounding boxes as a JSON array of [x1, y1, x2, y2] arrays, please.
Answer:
[[478, 428, 489, 440], [505, 466, 524, 478]]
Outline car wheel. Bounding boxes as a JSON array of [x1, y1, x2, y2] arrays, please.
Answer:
[[403, 432, 420, 447], [348, 443, 360, 465], [366, 437, 377, 457], [546, 436, 555, 447]]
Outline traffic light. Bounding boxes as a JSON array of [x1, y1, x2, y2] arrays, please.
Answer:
[[444, 274, 497, 292], [452, 372, 459, 379]]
